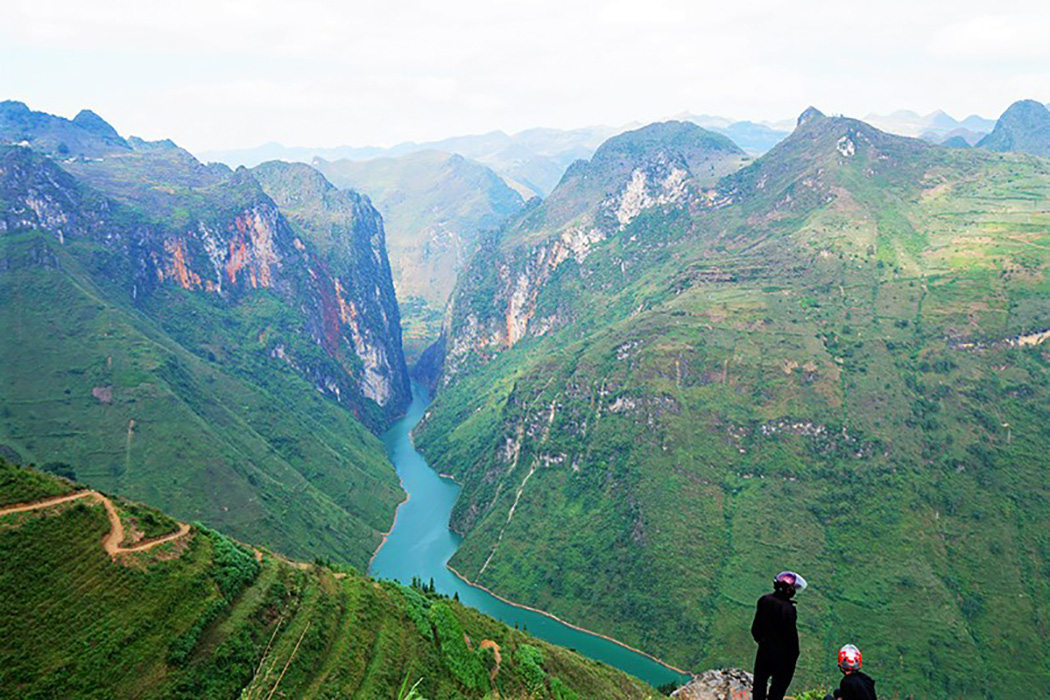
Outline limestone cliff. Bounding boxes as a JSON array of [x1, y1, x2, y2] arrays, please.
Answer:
[[436, 121, 749, 386], [253, 160, 410, 416]]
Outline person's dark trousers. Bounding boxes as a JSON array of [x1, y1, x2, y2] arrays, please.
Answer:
[[752, 645, 797, 700]]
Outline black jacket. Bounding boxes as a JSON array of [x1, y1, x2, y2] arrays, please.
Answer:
[[750, 591, 799, 657], [839, 671, 877, 700]]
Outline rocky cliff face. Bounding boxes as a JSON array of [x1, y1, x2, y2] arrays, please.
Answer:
[[252, 160, 410, 415], [437, 121, 749, 385], [0, 105, 411, 427], [314, 150, 525, 365]]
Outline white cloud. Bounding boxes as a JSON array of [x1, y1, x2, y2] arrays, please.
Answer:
[[929, 14, 1050, 59], [2, 0, 1049, 151]]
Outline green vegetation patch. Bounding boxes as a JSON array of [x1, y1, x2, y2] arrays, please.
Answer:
[[0, 465, 653, 699], [0, 459, 73, 507]]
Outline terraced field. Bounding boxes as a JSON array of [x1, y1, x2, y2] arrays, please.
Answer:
[[0, 460, 657, 699]]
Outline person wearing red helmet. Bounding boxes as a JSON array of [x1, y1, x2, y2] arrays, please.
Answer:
[[823, 644, 877, 700], [750, 571, 806, 700]]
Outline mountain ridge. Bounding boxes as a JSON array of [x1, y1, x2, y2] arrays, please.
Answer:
[[415, 108, 1050, 697]]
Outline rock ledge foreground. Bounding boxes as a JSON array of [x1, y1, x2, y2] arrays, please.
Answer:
[[671, 668, 754, 700]]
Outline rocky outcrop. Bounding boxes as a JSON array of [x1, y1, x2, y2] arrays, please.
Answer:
[[671, 669, 753, 700]]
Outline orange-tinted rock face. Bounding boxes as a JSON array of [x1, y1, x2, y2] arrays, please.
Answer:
[[161, 238, 202, 290], [314, 271, 344, 357], [226, 208, 279, 288], [226, 234, 249, 285]]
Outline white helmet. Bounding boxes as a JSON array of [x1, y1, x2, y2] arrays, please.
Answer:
[[774, 571, 808, 593]]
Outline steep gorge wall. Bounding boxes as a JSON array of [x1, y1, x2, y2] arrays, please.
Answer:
[[0, 143, 409, 428]]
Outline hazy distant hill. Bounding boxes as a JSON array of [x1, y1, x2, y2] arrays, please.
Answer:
[[674, 112, 790, 155], [940, 134, 973, 148], [864, 108, 995, 139], [978, 99, 1050, 157], [201, 125, 625, 198], [923, 127, 985, 146]]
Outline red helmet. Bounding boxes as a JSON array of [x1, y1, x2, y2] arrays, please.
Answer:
[[838, 644, 862, 672]]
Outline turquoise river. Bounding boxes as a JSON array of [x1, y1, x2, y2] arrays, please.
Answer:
[[369, 384, 691, 689]]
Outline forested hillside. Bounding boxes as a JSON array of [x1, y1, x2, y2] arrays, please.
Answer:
[[417, 113, 1050, 697], [0, 460, 655, 699]]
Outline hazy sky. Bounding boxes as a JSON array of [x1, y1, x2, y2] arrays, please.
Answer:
[[3, 0, 1049, 153]]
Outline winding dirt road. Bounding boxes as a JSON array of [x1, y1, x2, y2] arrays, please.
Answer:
[[0, 490, 191, 558]]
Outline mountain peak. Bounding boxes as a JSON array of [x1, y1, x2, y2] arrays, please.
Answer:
[[1001, 98, 1049, 117], [72, 109, 121, 140], [547, 120, 745, 202], [977, 99, 1050, 156], [0, 100, 30, 116], [797, 106, 825, 127], [596, 120, 742, 156], [582, 121, 744, 184]]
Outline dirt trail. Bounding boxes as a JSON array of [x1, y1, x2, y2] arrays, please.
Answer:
[[0, 490, 191, 558], [479, 639, 502, 680], [0, 491, 95, 515]]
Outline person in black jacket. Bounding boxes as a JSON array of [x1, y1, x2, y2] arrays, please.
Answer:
[[824, 644, 878, 700], [750, 571, 807, 700]]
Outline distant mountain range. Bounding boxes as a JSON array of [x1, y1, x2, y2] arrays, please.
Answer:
[[201, 125, 626, 198], [199, 117, 791, 198], [862, 108, 996, 140], [198, 106, 1033, 199]]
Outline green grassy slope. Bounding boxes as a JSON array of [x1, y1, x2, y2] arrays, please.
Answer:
[[0, 461, 656, 699], [417, 115, 1050, 697], [0, 228, 400, 570]]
